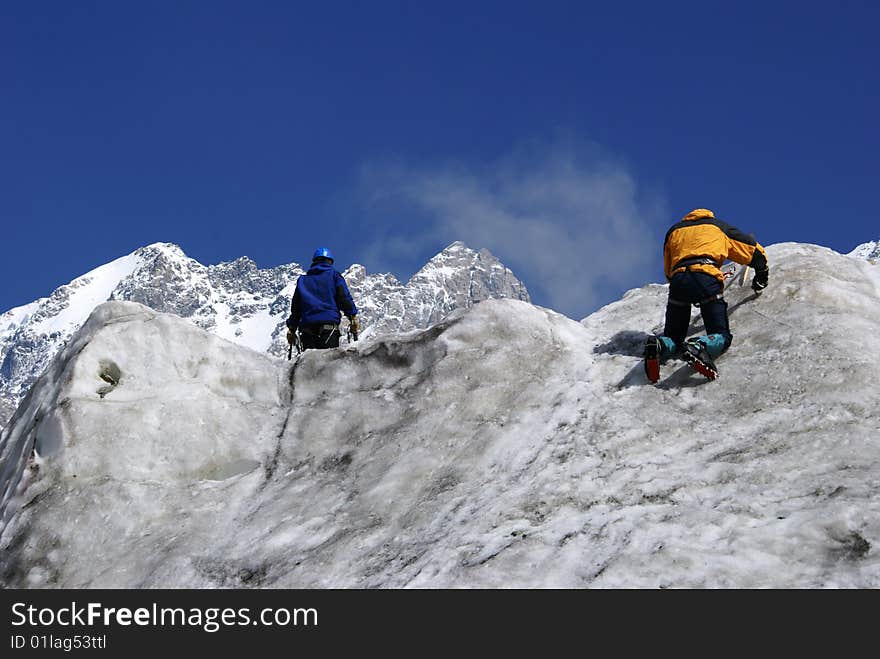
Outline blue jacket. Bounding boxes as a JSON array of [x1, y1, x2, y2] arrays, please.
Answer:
[[286, 262, 358, 329]]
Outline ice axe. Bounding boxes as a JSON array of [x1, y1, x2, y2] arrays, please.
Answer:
[[739, 233, 765, 296], [287, 330, 303, 360], [737, 263, 765, 300], [745, 234, 762, 293]]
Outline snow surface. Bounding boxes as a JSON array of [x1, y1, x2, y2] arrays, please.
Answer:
[[1, 242, 878, 588], [849, 240, 880, 263], [30, 252, 144, 337], [0, 301, 41, 337]]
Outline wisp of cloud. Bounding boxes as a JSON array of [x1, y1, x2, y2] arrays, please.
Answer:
[[359, 140, 666, 319]]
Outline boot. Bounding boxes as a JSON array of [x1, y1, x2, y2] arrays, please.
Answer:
[[682, 338, 718, 380], [643, 336, 661, 383]]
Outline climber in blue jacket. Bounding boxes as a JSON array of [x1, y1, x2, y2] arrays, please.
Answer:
[[286, 247, 359, 350]]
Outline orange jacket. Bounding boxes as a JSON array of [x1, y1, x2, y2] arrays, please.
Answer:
[[663, 209, 767, 282]]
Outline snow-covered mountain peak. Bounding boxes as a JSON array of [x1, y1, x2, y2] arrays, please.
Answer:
[[372, 243, 531, 333], [342, 263, 382, 286], [137, 241, 187, 255], [130, 242, 197, 270], [435, 240, 470, 256], [408, 243, 528, 299], [411, 241, 485, 278], [131, 241, 205, 275]]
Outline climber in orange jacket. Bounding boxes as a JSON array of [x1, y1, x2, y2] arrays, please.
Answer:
[[644, 208, 769, 381]]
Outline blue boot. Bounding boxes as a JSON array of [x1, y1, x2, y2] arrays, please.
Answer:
[[695, 333, 728, 359]]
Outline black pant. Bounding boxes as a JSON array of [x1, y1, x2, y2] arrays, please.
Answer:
[[299, 323, 340, 350], [663, 270, 732, 350]]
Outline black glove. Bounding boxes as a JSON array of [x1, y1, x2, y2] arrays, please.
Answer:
[[752, 267, 769, 292]]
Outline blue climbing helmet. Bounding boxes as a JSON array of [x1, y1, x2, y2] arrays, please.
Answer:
[[312, 246, 334, 263]]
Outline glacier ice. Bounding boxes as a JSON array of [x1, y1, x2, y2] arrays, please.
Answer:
[[1, 242, 879, 588]]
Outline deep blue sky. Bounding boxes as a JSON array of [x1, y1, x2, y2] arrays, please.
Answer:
[[2, 1, 877, 318]]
